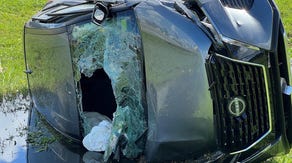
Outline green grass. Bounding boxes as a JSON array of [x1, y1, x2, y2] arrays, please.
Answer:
[[266, 154, 292, 163], [0, 0, 47, 97], [275, 0, 292, 54]]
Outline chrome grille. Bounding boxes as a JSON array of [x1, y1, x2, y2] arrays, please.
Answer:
[[206, 54, 271, 153]]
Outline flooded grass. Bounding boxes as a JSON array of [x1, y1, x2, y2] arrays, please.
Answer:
[[0, 94, 31, 162], [0, 94, 30, 162], [26, 109, 66, 153], [0, 93, 72, 163], [0, 94, 31, 114]]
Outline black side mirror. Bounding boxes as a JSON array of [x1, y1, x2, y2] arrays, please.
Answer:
[[92, 2, 109, 25]]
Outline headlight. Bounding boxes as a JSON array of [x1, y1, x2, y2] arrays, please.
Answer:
[[222, 36, 262, 61]]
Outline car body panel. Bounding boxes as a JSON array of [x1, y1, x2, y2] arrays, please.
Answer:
[[24, 28, 81, 140], [199, 0, 273, 50], [135, 1, 215, 160]]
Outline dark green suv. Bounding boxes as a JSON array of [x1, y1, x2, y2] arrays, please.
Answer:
[[24, 0, 292, 162]]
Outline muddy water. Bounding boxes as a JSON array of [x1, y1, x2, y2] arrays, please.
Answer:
[[0, 94, 31, 163]]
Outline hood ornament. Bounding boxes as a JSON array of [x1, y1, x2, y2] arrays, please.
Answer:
[[228, 97, 246, 117]]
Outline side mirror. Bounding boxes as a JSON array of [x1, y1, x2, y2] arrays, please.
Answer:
[[92, 2, 109, 25]]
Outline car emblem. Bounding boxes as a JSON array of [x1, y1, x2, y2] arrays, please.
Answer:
[[228, 97, 246, 117]]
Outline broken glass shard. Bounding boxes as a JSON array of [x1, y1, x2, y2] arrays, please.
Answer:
[[70, 10, 146, 161]]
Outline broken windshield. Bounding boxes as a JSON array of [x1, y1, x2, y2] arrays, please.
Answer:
[[69, 10, 147, 161]]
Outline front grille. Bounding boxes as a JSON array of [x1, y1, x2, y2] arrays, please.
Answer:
[[220, 0, 254, 10], [206, 54, 271, 153]]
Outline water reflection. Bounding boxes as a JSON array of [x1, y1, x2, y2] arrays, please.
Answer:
[[0, 94, 103, 163], [0, 94, 138, 163], [27, 107, 86, 163], [27, 108, 137, 163], [0, 94, 30, 163]]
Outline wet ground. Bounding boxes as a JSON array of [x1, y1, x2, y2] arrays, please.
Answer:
[[0, 95, 133, 163], [0, 94, 88, 163], [0, 94, 31, 163]]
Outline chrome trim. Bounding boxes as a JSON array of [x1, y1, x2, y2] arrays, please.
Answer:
[[215, 54, 273, 155], [221, 36, 260, 51], [240, 136, 283, 163]]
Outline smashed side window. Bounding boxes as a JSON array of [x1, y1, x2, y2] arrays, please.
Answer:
[[70, 10, 147, 161]]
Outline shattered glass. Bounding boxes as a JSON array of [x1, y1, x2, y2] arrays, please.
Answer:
[[71, 23, 105, 80], [70, 10, 146, 161]]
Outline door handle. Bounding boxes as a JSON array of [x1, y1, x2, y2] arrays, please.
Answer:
[[24, 69, 33, 74]]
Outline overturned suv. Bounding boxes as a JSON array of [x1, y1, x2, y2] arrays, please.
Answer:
[[24, 0, 292, 162]]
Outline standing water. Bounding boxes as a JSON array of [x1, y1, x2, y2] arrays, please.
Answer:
[[0, 94, 110, 163], [0, 94, 31, 163]]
